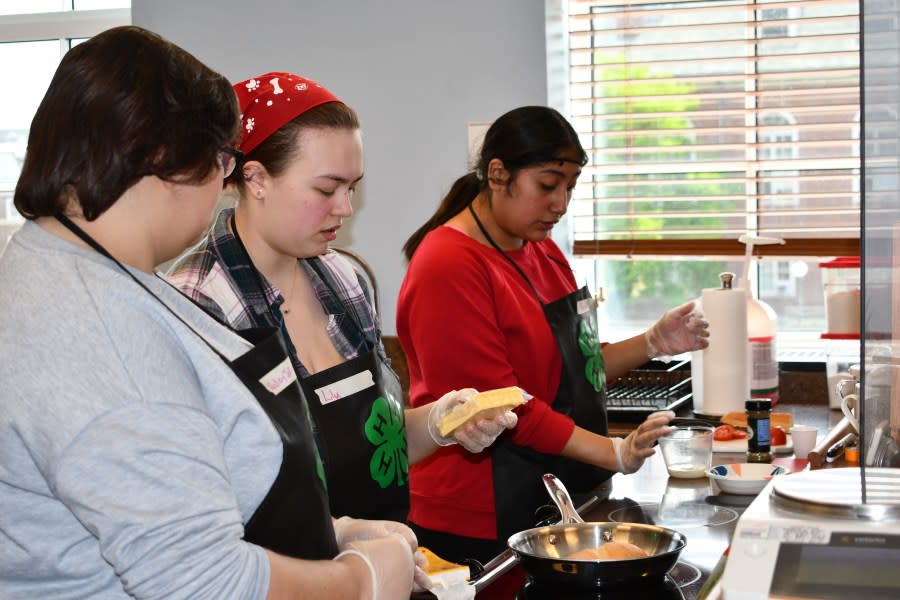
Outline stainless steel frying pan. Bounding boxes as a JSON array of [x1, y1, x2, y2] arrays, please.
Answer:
[[470, 474, 687, 591]]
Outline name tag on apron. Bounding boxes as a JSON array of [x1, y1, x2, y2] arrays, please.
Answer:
[[314, 370, 375, 405], [577, 297, 597, 315], [259, 357, 298, 395]]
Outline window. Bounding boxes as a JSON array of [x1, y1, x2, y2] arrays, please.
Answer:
[[0, 2, 130, 247], [558, 0, 860, 341]]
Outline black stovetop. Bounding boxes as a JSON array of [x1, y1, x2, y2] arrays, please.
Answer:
[[516, 560, 701, 599]]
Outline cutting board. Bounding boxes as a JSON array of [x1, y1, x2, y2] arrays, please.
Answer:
[[713, 434, 793, 454]]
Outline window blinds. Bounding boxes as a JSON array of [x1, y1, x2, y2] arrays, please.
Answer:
[[566, 0, 860, 257]]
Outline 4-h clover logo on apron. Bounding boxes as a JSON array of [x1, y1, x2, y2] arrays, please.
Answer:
[[577, 317, 605, 392], [364, 395, 408, 488]]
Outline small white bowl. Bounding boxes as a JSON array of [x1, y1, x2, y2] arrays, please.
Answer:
[[706, 463, 791, 495]]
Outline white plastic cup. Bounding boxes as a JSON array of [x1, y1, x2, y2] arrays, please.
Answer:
[[790, 425, 818, 459]]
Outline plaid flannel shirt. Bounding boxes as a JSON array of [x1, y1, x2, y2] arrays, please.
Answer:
[[166, 208, 383, 379]]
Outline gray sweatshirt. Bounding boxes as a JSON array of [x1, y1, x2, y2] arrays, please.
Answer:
[[0, 222, 283, 599]]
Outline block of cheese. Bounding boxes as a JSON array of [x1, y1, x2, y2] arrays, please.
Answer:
[[419, 546, 469, 587], [720, 411, 793, 431], [437, 386, 527, 438]]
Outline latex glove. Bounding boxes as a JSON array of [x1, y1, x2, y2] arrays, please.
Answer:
[[645, 301, 709, 363], [333, 516, 433, 592], [336, 532, 415, 600], [612, 410, 675, 474], [427, 388, 519, 453]]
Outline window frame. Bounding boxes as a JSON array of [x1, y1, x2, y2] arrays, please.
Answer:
[[0, 8, 129, 43], [0, 6, 130, 238]]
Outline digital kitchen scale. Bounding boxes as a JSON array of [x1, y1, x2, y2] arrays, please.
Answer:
[[720, 468, 900, 600]]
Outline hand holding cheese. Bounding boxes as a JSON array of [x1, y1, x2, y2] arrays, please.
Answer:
[[427, 387, 524, 453], [332, 515, 433, 592], [337, 532, 416, 600]]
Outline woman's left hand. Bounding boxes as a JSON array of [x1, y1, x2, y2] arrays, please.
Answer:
[[612, 410, 676, 474], [646, 301, 709, 360], [427, 388, 519, 453]]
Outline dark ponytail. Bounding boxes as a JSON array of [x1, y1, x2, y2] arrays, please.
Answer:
[[402, 172, 482, 260], [403, 106, 587, 261]]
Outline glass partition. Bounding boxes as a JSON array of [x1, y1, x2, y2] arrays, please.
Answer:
[[861, 0, 900, 486]]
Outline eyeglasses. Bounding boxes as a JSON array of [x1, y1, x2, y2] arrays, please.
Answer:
[[217, 146, 244, 179]]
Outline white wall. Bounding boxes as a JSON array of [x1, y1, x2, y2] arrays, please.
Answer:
[[133, 0, 548, 334]]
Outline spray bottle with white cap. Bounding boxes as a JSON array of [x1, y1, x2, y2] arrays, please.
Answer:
[[739, 234, 783, 407]]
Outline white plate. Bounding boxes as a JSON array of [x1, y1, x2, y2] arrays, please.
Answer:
[[712, 433, 792, 454]]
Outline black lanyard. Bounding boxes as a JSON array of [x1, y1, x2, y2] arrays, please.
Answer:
[[55, 214, 227, 362], [467, 203, 574, 304]]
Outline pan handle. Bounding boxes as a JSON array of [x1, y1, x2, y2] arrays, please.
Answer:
[[468, 548, 518, 593], [468, 473, 598, 594], [542, 474, 584, 524]]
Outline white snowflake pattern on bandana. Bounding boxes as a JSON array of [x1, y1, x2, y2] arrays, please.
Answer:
[[245, 79, 260, 92], [245, 117, 255, 133], [295, 82, 308, 92]]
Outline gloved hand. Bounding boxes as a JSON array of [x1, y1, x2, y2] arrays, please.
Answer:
[[333, 516, 432, 592], [645, 301, 709, 362], [611, 410, 675, 474], [336, 532, 415, 600], [427, 388, 519, 453]]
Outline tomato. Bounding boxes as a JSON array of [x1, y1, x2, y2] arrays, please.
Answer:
[[771, 425, 787, 447], [714, 424, 735, 441], [714, 424, 748, 441]]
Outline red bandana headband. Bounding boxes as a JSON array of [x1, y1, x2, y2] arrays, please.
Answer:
[[233, 72, 342, 155]]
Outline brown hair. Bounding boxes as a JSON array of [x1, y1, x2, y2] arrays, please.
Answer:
[[229, 101, 360, 194], [402, 106, 587, 261], [14, 26, 239, 221]]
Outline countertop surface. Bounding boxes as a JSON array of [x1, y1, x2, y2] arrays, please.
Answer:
[[561, 403, 847, 599], [430, 404, 848, 598], [596, 404, 842, 600]]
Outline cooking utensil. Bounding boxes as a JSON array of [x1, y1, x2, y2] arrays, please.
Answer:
[[470, 474, 687, 591], [465, 483, 604, 592]]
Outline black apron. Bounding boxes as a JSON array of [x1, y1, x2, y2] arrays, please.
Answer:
[[57, 215, 337, 560], [467, 207, 614, 543], [230, 220, 409, 522], [298, 337, 409, 522]]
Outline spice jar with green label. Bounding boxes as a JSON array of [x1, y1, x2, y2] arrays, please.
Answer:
[[746, 399, 773, 463]]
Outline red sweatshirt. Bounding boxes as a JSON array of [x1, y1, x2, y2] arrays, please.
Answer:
[[397, 226, 579, 539]]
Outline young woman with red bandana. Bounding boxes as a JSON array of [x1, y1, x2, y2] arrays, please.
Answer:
[[168, 73, 517, 547]]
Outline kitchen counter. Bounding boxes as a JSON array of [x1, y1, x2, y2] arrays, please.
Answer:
[[608, 403, 843, 441], [438, 403, 851, 598], [561, 403, 846, 599], [567, 451, 740, 600]]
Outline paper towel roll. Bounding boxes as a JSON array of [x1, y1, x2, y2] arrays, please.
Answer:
[[695, 287, 749, 417]]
